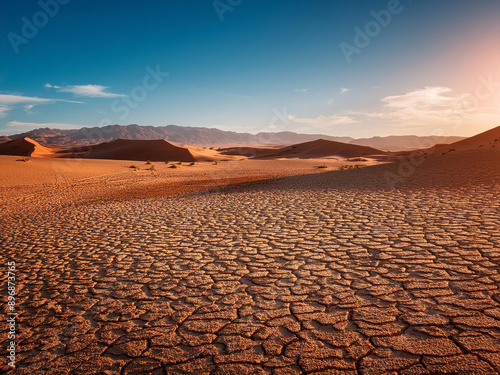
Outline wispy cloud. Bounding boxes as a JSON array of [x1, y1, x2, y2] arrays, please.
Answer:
[[294, 88, 309, 94], [219, 91, 253, 99], [327, 98, 335, 105], [0, 106, 11, 118], [45, 83, 126, 98], [0, 94, 54, 105], [349, 86, 500, 132], [0, 93, 82, 118], [341, 87, 351, 95], [24, 104, 35, 114], [6, 121, 83, 132], [289, 114, 358, 129], [361, 87, 484, 126]]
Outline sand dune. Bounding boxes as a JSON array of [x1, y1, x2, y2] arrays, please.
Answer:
[[183, 145, 244, 162], [436, 125, 500, 153], [69, 138, 195, 162], [256, 138, 385, 159], [0, 137, 55, 157]]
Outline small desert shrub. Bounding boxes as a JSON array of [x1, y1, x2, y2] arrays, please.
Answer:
[[146, 160, 152, 165], [177, 161, 182, 165], [16, 157, 30, 162], [316, 165, 328, 169], [169, 164, 178, 169], [129, 165, 140, 170], [340, 164, 365, 170], [348, 157, 367, 162], [189, 162, 195, 166], [213, 161, 218, 165], [148, 165, 157, 171], [165, 160, 169, 164]]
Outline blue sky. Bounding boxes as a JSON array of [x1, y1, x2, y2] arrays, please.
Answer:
[[1, 0, 500, 137]]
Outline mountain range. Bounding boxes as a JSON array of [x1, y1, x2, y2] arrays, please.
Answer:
[[0, 124, 466, 151]]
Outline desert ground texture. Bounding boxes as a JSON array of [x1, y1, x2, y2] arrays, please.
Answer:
[[1, 148, 500, 374]]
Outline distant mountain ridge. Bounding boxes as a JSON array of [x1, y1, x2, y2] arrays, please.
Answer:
[[0, 124, 466, 151]]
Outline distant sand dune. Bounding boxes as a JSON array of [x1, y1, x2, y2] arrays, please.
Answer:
[[68, 138, 195, 162], [0, 137, 54, 157], [1, 127, 498, 164], [255, 138, 385, 159], [436, 125, 500, 153], [183, 145, 244, 161]]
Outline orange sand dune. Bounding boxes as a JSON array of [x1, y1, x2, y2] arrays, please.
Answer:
[[256, 138, 385, 159], [183, 145, 244, 161], [69, 138, 195, 162], [436, 125, 500, 153], [0, 137, 55, 157]]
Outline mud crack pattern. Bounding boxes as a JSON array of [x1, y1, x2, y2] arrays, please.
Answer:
[[1, 150, 500, 374]]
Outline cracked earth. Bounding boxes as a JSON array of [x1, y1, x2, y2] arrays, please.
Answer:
[[1, 149, 500, 374]]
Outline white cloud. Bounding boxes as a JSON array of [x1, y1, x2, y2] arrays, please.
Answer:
[[327, 98, 335, 105], [44, 83, 60, 89], [294, 88, 309, 94], [220, 91, 253, 99], [0, 106, 11, 118], [341, 88, 351, 95], [382, 86, 459, 110], [367, 86, 474, 126], [24, 104, 35, 114], [0, 93, 82, 118], [349, 86, 500, 134], [289, 114, 358, 129], [46, 84, 125, 98], [0, 94, 54, 105], [6, 121, 83, 132]]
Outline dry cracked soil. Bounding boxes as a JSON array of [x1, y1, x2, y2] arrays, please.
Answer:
[[1, 149, 500, 374]]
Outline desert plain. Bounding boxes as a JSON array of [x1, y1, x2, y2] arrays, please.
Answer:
[[1, 130, 500, 374]]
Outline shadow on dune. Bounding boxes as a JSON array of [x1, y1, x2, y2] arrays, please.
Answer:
[[206, 148, 500, 196]]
